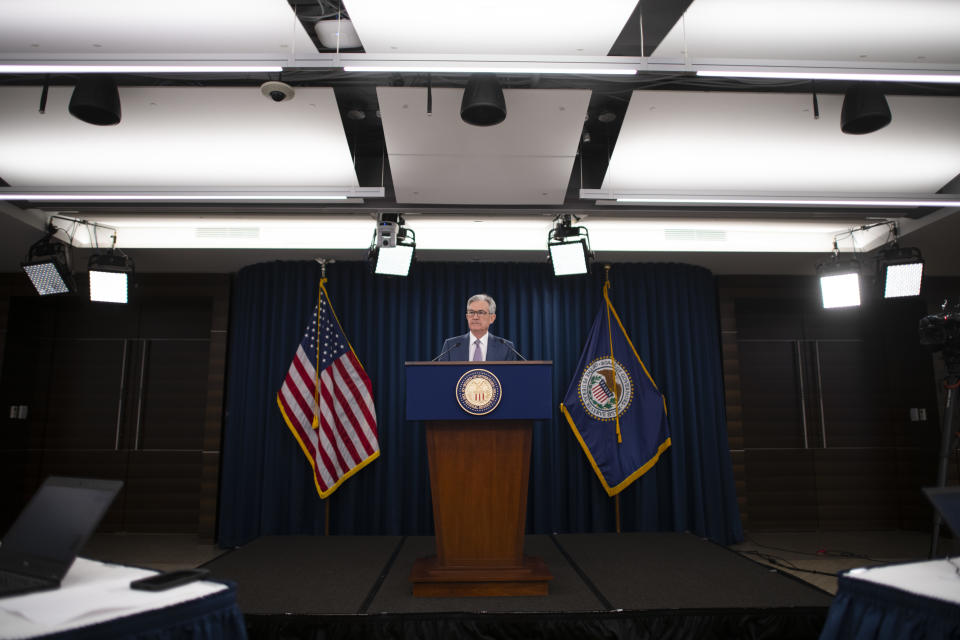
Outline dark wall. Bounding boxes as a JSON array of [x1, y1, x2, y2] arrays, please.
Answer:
[[0, 273, 229, 541], [719, 275, 960, 532], [2, 268, 957, 538]]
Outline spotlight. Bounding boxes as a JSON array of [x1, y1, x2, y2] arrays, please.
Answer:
[[68, 75, 121, 125], [460, 74, 506, 127], [817, 253, 862, 309], [878, 245, 924, 298], [88, 250, 134, 304], [548, 215, 592, 276], [369, 214, 415, 276], [21, 226, 74, 296], [841, 82, 891, 134]]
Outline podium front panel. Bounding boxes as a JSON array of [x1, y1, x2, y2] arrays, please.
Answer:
[[404, 361, 552, 422]]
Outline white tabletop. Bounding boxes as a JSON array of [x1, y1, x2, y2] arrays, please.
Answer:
[[844, 557, 960, 605], [0, 558, 226, 639]]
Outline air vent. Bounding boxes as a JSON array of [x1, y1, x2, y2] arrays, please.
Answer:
[[664, 229, 727, 242], [195, 227, 260, 239]]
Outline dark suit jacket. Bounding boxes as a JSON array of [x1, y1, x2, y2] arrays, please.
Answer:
[[436, 332, 519, 361]]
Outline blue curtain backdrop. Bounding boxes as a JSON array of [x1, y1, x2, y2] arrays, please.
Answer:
[[218, 260, 743, 547]]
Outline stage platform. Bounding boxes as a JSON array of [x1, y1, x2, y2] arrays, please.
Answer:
[[203, 532, 833, 639]]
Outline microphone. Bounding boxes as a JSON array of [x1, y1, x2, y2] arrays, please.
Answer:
[[432, 340, 463, 361], [495, 337, 527, 361]]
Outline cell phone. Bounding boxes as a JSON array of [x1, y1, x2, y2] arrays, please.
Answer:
[[130, 568, 210, 591]]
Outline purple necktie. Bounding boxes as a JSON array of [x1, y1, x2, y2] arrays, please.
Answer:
[[472, 339, 482, 361]]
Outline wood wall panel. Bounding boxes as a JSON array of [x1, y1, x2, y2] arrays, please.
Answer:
[[138, 340, 210, 451], [718, 275, 956, 534], [0, 273, 230, 539], [43, 339, 126, 451], [124, 451, 202, 532], [743, 449, 818, 530], [738, 341, 806, 449], [813, 449, 900, 529]]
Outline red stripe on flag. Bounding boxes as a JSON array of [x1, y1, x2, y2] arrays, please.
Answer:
[[331, 357, 377, 452], [323, 368, 364, 466], [317, 374, 353, 474]]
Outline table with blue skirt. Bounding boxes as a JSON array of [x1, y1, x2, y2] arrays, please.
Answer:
[[819, 557, 960, 640], [0, 558, 246, 640]]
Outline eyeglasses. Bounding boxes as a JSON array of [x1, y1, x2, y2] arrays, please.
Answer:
[[466, 310, 489, 317]]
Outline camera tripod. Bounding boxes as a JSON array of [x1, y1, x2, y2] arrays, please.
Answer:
[[929, 350, 960, 558]]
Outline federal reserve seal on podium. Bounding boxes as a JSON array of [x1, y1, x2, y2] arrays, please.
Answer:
[[455, 368, 502, 415]]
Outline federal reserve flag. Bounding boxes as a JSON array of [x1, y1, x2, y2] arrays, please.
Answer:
[[277, 279, 379, 499], [560, 282, 670, 496]]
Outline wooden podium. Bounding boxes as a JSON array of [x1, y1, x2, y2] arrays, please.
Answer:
[[405, 361, 554, 597]]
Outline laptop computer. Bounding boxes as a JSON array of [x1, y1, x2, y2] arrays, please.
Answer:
[[923, 486, 960, 540], [0, 476, 123, 598]]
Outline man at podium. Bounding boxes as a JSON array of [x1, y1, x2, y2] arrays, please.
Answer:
[[436, 293, 520, 361]]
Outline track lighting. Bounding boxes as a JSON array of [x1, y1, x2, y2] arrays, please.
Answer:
[[68, 75, 121, 126], [369, 214, 415, 276], [548, 215, 592, 276], [88, 250, 134, 304], [21, 226, 74, 296], [817, 242, 861, 309], [460, 74, 506, 127], [841, 82, 891, 135]]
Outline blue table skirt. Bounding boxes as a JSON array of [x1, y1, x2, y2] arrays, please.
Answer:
[[820, 573, 960, 640], [39, 582, 247, 640]]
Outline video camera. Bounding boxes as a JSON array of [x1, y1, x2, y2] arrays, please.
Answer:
[[919, 300, 960, 351], [920, 300, 960, 375]]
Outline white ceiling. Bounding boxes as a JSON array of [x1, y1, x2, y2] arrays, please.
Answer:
[[653, 0, 960, 63], [0, 86, 358, 188], [602, 90, 960, 194], [0, 0, 958, 277], [0, 0, 317, 59], [379, 87, 590, 205], [344, 0, 639, 56]]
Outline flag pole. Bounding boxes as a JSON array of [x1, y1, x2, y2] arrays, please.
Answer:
[[605, 265, 622, 533], [615, 495, 621, 533], [316, 257, 333, 536], [603, 266, 621, 443]]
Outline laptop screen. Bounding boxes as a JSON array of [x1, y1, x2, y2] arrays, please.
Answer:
[[924, 486, 960, 540], [0, 477, 122, 579]]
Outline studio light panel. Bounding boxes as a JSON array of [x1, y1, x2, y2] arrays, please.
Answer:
[[883, 262, 924, 298], [23, 262, 71, 296], [374, 245, 414, 276], [820, 272, 861, 309]]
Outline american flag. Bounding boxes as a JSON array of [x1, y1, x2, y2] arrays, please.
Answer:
[[276, 281, 379, 498]]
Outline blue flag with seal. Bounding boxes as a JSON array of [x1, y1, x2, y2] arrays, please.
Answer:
[[560, 281, 671, 496]]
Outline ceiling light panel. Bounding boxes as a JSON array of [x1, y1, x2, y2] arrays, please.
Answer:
[[601, 91, 960, 194], [654, 0, 960, 63], [0, 0, 316, 58], [0, 87, 359, 189], [343, 0, 638, 55], [378, 87, 590, 205]]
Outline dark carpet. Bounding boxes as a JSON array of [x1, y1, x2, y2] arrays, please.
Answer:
[[204, 532, 834, 639]]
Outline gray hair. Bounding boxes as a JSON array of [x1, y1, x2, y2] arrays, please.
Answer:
[[466, 293, 496, 315]]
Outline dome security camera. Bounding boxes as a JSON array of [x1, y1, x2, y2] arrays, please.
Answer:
[[260, 81, 295, 103]]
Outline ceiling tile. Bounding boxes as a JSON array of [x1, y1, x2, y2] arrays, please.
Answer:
[[378, 87, 590, 205], [0, 87, 358, 187], [654, 0, 960, 62], [602, 90, 960, 194], [345, 0, 639, 55], [0, 0, 317, 58]]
